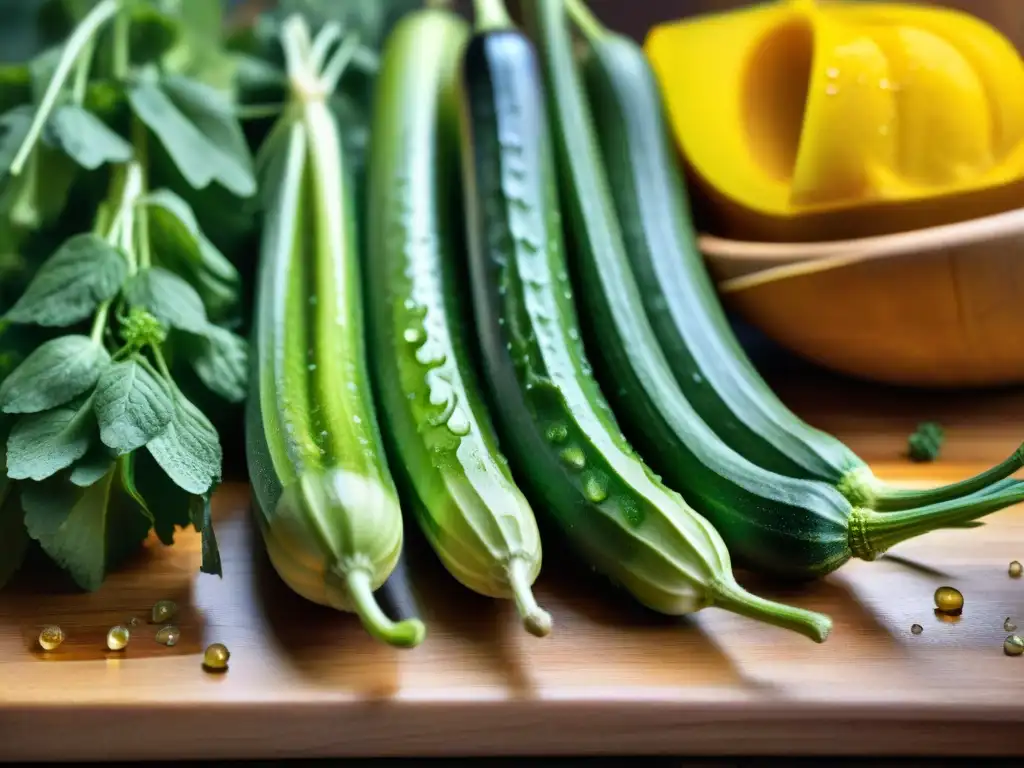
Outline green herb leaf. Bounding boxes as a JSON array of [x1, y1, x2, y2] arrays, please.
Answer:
[[184, 325, 248, 403], [70, 443, 116, 487], [6, 397, 94, 481], [22, 468, 151, 592], [125, 448, 189, 545], [123, 265, 209, 335], [42, 103, 133, 170], [146, 388, 221, 494], [140, 187, 241, 319], [128, 78, 255, 197], [0, 335, 109, 414], [190, 491, 221, 576], [4, 233, 128, 327], [0, 480, 28, 589], [94, 358, 174, 454]]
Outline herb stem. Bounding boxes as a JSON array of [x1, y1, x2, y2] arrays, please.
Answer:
[[309, 21, 342, 73], [152, 346, 173, 382], [9, 0, 121, 176], [112, 7, 130, 80], [90, 301, 111, 344], [71, 37, 96, 105], [320, 34, 361, 93], [132, 120, 152, 270]]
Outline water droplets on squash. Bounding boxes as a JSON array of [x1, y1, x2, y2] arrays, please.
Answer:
[[560, 446, 586, 471], [583, 472, 608, 503], [545, 423, 569, 444]]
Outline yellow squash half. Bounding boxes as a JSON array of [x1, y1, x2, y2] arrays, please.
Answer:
[[645, 0, 1024, 240]]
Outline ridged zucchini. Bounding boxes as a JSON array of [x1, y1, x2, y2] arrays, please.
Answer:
[[245, 14, 425, 648], [521, 0, 1024, 579], [565, 0, 1023, 513], [460, 0, 832, 641], [366, 8, 551, 637]]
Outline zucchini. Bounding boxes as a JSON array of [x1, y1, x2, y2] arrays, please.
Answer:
[[460, 0, 832, 641], [522, 0, 1024, 579], [366, 8, 551, 637], [245, 14, 425, 648], [565, 0, 1023, 513]]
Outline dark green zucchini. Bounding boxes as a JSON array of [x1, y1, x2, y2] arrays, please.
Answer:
[[521, 0, 1024, 579], [563, 0, 1023, 513], [459, 0, 832, 641]]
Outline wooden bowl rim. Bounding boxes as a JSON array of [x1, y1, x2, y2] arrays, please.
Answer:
[[705, 206, 1024, 293]]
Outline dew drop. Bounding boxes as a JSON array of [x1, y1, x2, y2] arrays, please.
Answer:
[[446, 408, 471, 437], [910, 623, 923, 635], [560, 446, 586, 471], [825, 66, 839, 78], [151, 599, 178, 624], [825, 83, 838, 96], [38, 625, 65, 651], [155, 625, 181, 647], [545, 423, 569, 444], [403, 327, 424, 344], [879, 77, 891, 90], [583, 473, 608, 503]]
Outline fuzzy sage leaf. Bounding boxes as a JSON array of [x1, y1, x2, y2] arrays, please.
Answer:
[[42, 103, 134, 170], [4, 233, 127, 327], [6, 396, 95, 481], [185, 325, 248, 403], [0, 334, 109, 414], [128, 77, 256, 198], [22, 468, 152, 592], [94, 357, 175, 454], [191, 492, 221, 577], [146, 388, 221, 495]]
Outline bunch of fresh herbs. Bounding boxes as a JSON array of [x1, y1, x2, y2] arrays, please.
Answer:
[[0, 0, 255, 591]]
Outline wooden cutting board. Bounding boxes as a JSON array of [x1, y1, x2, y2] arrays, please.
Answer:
[[2, 365, 1024, 760]]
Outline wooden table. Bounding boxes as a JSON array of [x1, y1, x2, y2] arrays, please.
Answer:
[[3, 358, 1024, 760]]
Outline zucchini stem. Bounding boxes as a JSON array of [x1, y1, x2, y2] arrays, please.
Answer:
[[850, 481, 1024, 560], [712, 578, 832, 643], [843, 447, 1024, 511], [508, 557, 553, 637], [339, 568, 427, 648], [473, 0, 513, 32], [563, 0, 607, 42]]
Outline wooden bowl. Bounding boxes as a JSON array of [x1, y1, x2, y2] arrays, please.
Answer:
[[701, 207, 1024, 388]]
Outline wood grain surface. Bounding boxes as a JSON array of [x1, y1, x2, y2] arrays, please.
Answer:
[[2, 364, 1024, 760]]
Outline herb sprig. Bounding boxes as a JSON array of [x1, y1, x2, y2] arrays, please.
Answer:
[[0, 0, 253, 591]]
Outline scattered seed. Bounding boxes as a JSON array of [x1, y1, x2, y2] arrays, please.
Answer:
[[1010, 560, 1022, 578], [150, 599, 178, 624], [1004, 634, 1024, 656], [155, 626, 181, 647], [106, 625, 131, 651], [1005, 617, 1018, 633], [38, 625, 65, 651], [934, 586, 964, 615], [202, 642, 230, 672], [910, 623, 923, 635]]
